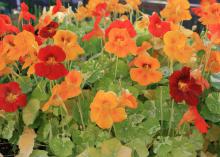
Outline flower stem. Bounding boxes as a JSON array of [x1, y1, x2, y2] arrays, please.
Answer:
[[168, 100, 174, 136]]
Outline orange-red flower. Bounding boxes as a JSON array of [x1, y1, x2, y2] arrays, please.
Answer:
[[0, 14, 19, 36], [207, 24, 220, 44], [90, 91, 127, 129], [178, 106, 209, 134], [0, 82, 27, 112], [42, 70, 83, 111], [163, 30, 193, 63], [105, 19, 136, 38], [160, 0, 192, 23], [119, 90, 138, 109], [35, 45, 68, 80], [19, 2, 36, 22], [191, 69, 210, 91], [130, 53, 162, 86], [148, 12, 171, 38], [105, 28, 137, 57], [206, 51, 220, 73], [54, 30, 84, 60]]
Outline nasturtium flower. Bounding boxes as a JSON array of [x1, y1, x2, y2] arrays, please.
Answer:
[[135, 16, 149, 30], [191, 69, 210, 91], [0, 14, 19, 36], [163, 30, 193, 63], [148, 12, 171, 38], [52, 0, 63, 15], [126, 0, 141, 10], [105, 19, 136, 38], [119, 90, 138, 109], [0, 82, 27, 112], [199, 3, 220, 25], [178, 106, 209, 134], [90, 91, 127, 129], [54, 30, 84, 60], [105, 28, 137, 58], [35, 45, 68, 80], [42, 70, 83, 111], [160, 0, 192, 23], [207, 24, 220, 44], [39, 21, 59, 38], [206, 51, 220, 73], [19, 2, 36, 22], [130, 53, 162, 86], [169, 67, 203, 106]]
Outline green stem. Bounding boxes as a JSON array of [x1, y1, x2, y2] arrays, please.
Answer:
[[114, 57, 118, 80], [168, 100, 174, 136], [77, 101, 85, 130], [160, 87, 163, 136]]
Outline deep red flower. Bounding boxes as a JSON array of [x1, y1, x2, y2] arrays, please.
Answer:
[[39, 21, 59, 38], [105, 20, 136, 38], [169, 67, 203, 106], [178, 106, 209, 134], [19, 2, 36, 22], [93, 2, 110, 18], [148, 12, 171, 38], [0, 14, 19, 36], [35, 45, 68, 80], [52, 0, 62, 15], [0, 82, 27, 112]]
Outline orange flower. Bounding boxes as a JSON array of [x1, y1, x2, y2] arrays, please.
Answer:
[[126, 0, 141, 10], [199, 3, 220, 25], [160, 0, 192, 23], [75, 6, 92, 21], [105, 28, 137, 58], [163, 30, 193, 63], [90, 91, 127, 129], [119, 90, 138, 109], [135, 41, 152, 55], [191, 69, 210, 91], [5, 31, 38, 61], [206, 51, 220, 73], [42, 70, 83, 111], [130, 53, 162, 86], [108, 0, 128, 14], [135, 16, 149, 30], [53, 30, 84, 60]]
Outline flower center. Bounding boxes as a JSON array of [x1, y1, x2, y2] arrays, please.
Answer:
[[178, 81, 188, 92], [115, 36, 125, 45], [142, 63, 152, 70], [6, 92, 17, 103], [47, 57, 56, 65], [156, 23, 161, 28]]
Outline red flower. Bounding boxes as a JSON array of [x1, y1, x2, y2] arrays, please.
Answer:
[[82, 25, 104, 41], [0, 82, 27, 112], [22, 24, 35, 34], [178, 106, 209, 134], [52, 0, 62, 15], [39, 21, 59, 38], [105, 20, 136, 38], [0, 14, 19, 36], [35, 45, 68, 80], [148, 12, 171, 38], [19, 2, 36, 22], [93, 3, 110, 18], [169, 67, 202, 106]]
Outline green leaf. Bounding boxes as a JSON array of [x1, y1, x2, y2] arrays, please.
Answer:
[[49, 136, 74, 157], [101, 138, 122, 157], [201, 104, 220, 123], [127, 138, 149, 157], [17, 76, 33, 93], [23, 99, 40, 126], [77, 148, 101, 157], [206, 92, 220, 115], [1, 113, 16, 140], [81, 38, 102, 57], [31, 80, 49, 101], [210, 73, 220, 89], [30, 150, 48, 157]]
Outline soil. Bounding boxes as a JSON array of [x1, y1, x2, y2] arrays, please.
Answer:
[[0, 139, 16, 157]]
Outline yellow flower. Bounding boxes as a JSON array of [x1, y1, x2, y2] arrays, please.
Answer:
[[126, 0, 141, 10]]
